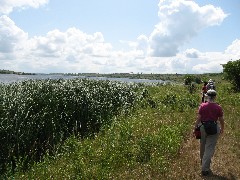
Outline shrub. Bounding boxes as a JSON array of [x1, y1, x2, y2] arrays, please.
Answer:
[[222, 59, 240, 91]]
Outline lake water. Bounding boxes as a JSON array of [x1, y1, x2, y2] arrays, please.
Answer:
[[0, 74, 166, 84]]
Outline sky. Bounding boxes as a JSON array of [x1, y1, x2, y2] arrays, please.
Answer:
[[0, 0, 240, 74]]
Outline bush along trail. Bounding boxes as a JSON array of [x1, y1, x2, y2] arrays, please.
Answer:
[[1, 79, 240, 179]]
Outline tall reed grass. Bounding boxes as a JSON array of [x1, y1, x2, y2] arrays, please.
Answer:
[[9, 82, 202, 179], [0, 78, 143, 175]]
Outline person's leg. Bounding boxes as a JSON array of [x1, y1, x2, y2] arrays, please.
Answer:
[[201, 133, 219, 172], [200, 125, 206, 161]]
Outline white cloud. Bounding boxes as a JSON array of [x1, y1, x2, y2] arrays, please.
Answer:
[[224, 39, 240, 60], [0, 15, 28, 54], [184, 48, 200, 58], [0, 18, 115, 73], [179, 50, 234, 74], [0, 13, 238, 74], [0, 0, 49, 15], [192, 62, 223, 73], [135, 35, 149, 55], [147, 0, 227, 57], [26, 28, 112, 59]]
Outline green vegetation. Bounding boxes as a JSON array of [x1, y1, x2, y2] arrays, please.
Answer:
[[4, 82, 200, 179], [222, 59, 240, 91], [0, 73, 239, 179], [0, 79, 143, 177]]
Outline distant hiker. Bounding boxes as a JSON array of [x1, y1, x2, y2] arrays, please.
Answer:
[[201, 81, 208, 103], [193, 89, 224, 176], [206, 79, 216, 90]]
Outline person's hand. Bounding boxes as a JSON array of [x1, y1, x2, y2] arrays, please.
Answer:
[[192, 129, 196, 137]]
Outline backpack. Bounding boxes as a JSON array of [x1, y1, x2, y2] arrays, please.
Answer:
[[207, 82, 215, 90]]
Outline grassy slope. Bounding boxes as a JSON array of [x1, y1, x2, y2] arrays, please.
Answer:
[[11, 81, 240, 179]]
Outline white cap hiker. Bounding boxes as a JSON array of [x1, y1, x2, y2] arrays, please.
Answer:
[[206, 89, 217, 97]]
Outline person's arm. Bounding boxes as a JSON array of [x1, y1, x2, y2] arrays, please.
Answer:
[[218, 116, 224, 134], [194, 114, 201, 128], [192, 114, 201, 136]]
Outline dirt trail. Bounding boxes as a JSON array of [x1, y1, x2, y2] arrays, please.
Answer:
[[163, 127, 240, 180]]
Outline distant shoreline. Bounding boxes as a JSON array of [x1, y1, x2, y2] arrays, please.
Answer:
[[0, 69, 36, 75], [0, 74, 171, 84], [0, 70, 223, 83]]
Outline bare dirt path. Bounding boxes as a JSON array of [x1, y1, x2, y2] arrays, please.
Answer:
[[163, 127, 240, 180]]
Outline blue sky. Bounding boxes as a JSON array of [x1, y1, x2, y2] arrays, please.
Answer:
[[0, 0, 240, 74]]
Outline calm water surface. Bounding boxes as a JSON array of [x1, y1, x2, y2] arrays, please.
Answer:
[[0, 74, 166, 84], [0, 74, 79, 84]]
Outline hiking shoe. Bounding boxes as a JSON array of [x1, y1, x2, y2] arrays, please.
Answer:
[[201, 171, 209, 176], [201, 170, 213, 176]]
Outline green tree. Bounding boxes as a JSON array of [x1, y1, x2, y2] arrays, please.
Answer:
[[184, 75, 201, 85], [184, 75, 197, 94], [222, 59, 240, 91], [184, 75, 194, 85]]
